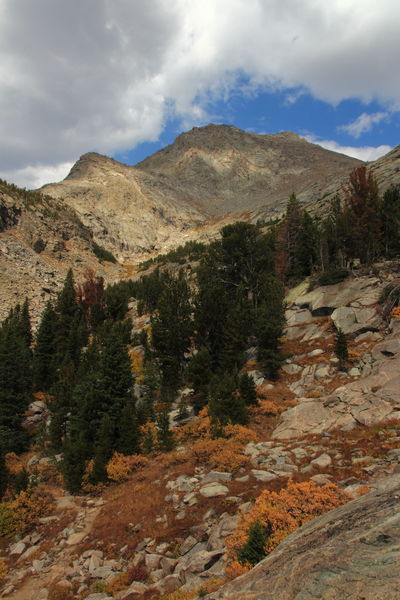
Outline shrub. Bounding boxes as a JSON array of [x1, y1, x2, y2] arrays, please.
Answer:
[[226, 480, 350, 576], [106, 453, 149, 482], [318, 269, 349, 286], [0, 558, 7, 583], [0, 504, 15, 537], [9, 489, 53, 534]]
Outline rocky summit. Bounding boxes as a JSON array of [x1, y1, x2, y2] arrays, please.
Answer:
[[42, 125, 364, 260]]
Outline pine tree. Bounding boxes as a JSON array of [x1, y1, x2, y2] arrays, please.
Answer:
[[48, 362, 76, 452], [256, 275, 285, 379], [237, 520, 269, 566], [239, 373, 258, 406], [208, 373, 248, 430], [0, 308, 32, 452], [156, 409, 174, 452], [334, 328, 348, 370], [61, 426, 87, 494], [91, 414, 114, 483], [32, 301, 57, 391], [117, 400, 139, 455], [152, 271, 193, 394], [345, 166, 381, 264], [186, 346, 212, 412], [380, 185, 400, 258]]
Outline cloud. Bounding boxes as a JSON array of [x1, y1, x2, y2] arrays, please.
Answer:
[[305, 136, 392, 162], [339, 112, 389, 138], [0, 0, 400, 185], [0, 162, 74, 189]]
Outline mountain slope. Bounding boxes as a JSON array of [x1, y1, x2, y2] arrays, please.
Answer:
[[41, 125, 363, 260]]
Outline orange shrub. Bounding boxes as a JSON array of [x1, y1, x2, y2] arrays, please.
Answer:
[[390, 306, 400, 320], [0, 558, 7, 583], [223, 424, 259, 444], [9, 489, 54, 534], [225, 480, 350, 577], [191, 437, 249, 473], [106, 452, 149, 482]]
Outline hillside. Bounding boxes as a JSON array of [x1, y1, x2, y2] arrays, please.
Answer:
[[1, 264, 400, 599], [0, 180, 122, 323]]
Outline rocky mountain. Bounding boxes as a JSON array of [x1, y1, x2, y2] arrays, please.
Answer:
[[42, 125, 365, 260], [0, 181, 121, 323]]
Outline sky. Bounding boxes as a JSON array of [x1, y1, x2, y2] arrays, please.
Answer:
[[0, 0, 399, 189]]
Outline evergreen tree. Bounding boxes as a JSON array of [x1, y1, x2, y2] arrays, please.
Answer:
[[91, 414, 114, 483], [32, 301, 57, 391], [152, 271, 193, 395], [186, 346, 212, 412], [297, 211, 319, 277], [0, 308, 32, 452], [380, 185, 400, 258], [61, 425, 87, 494], [334, 328, 348, 370], [282, 193, 303, 281], [156, 409, 174, 452], [344, 166, 381, 263], [219, 300, 250, 373], [239, 373, 258, 406], [48, 362, 76, 452], [117, 400, 139, 455], [237, 520, 269, 566], [256, 275, 286, 379], [208, 373, 248, 430]]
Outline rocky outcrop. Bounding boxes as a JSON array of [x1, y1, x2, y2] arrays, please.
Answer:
[[205, 473, 400, 600]]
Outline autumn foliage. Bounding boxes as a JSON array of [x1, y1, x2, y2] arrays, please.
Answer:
[[226, 480, 350, 577]]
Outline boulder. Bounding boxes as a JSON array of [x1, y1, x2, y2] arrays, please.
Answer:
[[205, 473, 400, 600], [202, 470, 232, 484], [199, 483, 229, 498]]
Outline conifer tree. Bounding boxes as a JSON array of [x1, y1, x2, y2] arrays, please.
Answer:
[[156, 409, 174, 452], [380, 185, 400, 258], [32, 301, 57, 391], [0, 308, 32, 452], [152, 271, 193, 395], [237, 520, 269, 566], [334, 328, 348, 370], [208, 373, 248, 430], [256, 275, 285, 379], [61, 425, 87, 494], [117, 400, 139, 455], [91, 414, 114, 483], [187, 346, 212, 394], [239, 372, 258, 406]]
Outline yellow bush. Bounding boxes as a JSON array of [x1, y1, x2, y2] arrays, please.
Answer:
[[191, 437, 249, 473], [0, 504, 16, 537], [390, 306, 400, 321], [0, 558, 8, 582], [106, 452, 149, 482], [225, 480, 350, 577], [9, 490, 53, 534], [223, 424, 258, 444], [106, 572, 130, 595]]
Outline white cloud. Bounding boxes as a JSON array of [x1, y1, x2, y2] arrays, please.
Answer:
[[339, 112, 389, 138], [0, 162, 74, 189], [0, 0, 399, 185], [306, 136, 392, 162]]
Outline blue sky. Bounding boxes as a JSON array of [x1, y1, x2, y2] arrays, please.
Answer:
[[118, 89, 397, 166], [0, 0, 399, 187]]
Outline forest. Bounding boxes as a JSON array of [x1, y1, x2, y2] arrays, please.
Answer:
[[0, 165, 399, 496]]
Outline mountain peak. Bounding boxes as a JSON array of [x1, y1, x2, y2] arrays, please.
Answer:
[[65, 152, 122, 180]]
